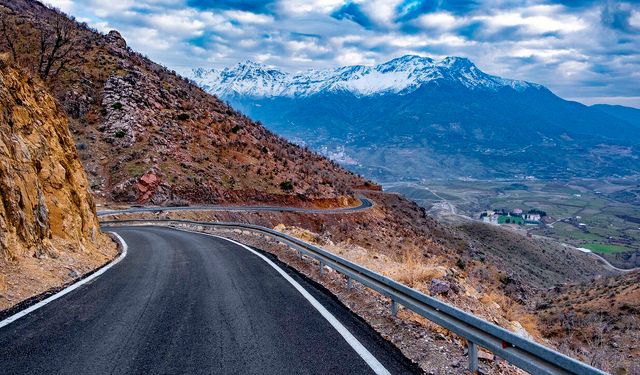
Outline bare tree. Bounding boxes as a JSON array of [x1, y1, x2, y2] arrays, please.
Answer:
[[36, 13, 77, 80]]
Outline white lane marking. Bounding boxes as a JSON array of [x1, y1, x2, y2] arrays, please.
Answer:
[[0, 232, 128, 329], [184, 229, 391, 375]]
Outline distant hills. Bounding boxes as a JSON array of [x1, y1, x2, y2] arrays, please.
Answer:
[[591, 104, 640, 128], [190, 56, 640, 181]]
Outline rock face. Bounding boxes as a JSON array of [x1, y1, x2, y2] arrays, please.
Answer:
[[0, 58, 117, 310], [106, 30, 126, 49], [429, 279, 451, 295]]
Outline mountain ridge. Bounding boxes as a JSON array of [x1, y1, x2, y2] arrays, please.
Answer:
[[591, 104, 640, 127], [190, 55, 541, 99]]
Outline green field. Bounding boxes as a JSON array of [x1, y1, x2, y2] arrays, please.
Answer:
[[581, 243, 631, 253], [498, 215, 524, 225]]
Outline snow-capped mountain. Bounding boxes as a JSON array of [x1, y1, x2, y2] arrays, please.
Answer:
[[189, 55, 540, 98], [188, 55, 639, 181]]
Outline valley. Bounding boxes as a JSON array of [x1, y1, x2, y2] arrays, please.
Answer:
[[385, 177, 640, 269]]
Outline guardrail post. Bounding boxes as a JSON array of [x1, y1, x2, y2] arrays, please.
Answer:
[[347, 277, 353, 290], [468, 341, 478, 373], [319, 261, 325, 276], [390, 300, 398, 317]]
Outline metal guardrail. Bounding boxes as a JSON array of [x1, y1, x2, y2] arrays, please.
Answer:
[[101, 219, 608, 375]]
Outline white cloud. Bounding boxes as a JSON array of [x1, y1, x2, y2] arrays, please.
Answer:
[[354, 0, 402, 27], [278, 0, 346, 16], [89, 21, 113, 34], [44, 0, 74, 12], [329, 35, 364, 46], [476, 10, 586, 35], [416, 12, 466, 31], [287, 39, 329, 53], [335, 50, 375, 66], [630, 10, 640, 29], [371, 33, 473, 49], [147, 10, 206, 37], [509, 47, 586, 63], [87, 0, 136, 18], [224, 10, 273, 24], [126, 27, 173, 51], [557, 60, 590, 78]]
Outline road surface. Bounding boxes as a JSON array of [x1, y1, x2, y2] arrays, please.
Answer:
[[0, 226, 417, 375], [97, 197, 373, 217]]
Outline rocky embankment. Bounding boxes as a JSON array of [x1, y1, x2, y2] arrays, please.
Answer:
[[0, 58, 117, 311]]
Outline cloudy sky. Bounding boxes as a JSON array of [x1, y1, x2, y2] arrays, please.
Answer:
[[48, 0, 639, 107]]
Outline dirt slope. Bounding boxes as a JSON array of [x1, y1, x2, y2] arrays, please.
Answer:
[[0, 0, 364, 205], [0, 58, 117, 311], [537, 271, 639, 374]]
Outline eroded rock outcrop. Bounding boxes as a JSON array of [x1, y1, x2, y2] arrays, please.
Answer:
[[0, 58, 117, 310]]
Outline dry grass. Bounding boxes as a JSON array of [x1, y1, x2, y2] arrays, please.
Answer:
[[387, 251, 447, 287], [275, 224, 447, 289], [537, 271, 640, 373], [274, 223, 547, 344]]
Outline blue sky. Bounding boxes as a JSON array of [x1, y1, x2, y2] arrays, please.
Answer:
[[48, 0, 640, 107]]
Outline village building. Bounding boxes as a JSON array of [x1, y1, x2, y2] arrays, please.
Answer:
[[523, 213, 541, 222]]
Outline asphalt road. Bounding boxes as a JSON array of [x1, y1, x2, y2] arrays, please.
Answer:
[[97, 197, 373, 217], [0, 226, 418, 375]]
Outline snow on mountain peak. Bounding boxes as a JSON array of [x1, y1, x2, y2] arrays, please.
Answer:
[[190, 55, 539, 98]]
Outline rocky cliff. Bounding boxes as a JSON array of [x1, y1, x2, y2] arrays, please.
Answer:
[[0, 58, 117, 311]]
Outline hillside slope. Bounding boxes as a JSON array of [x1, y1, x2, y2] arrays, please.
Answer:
[[592, 104, 640, 127], [537, 271, 639, 373], [0, 58, 117, 311], [0, 0, 364, 205]]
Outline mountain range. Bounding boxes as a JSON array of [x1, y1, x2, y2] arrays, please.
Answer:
[[192, 55, 539, 98], [190, 56, 640, 181]]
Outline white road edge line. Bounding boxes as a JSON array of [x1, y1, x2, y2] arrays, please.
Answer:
[[185, 228, 391, 375], [0, 232, 128, 329]]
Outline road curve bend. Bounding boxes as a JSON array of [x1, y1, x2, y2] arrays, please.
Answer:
[[97, 197, 373, 217], [0, 226, 417, 375]]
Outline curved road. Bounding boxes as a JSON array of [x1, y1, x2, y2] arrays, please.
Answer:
[[585, 251, 640, 273], [0, 226, 417, 375], [97, 197, 373, 217]]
